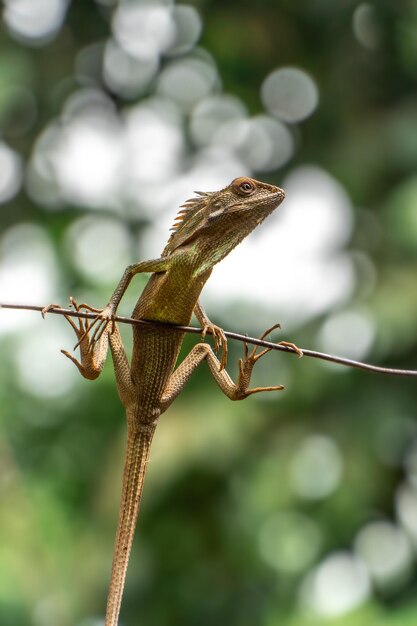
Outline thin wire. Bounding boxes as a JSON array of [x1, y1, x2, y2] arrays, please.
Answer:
[[1, 302, 417, 378]]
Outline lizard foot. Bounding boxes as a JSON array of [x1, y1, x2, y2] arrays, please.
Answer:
[[67, 297, 115, 352], [201, 321, 228, 370], [238, 324, 285, 397], [61, 297, 102, 379], [65, 297, 94, 349]]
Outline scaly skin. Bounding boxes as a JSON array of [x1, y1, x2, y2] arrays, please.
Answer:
[[62, 177, 287, 626]]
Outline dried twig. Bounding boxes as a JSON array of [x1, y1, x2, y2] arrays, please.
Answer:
[[1, 302, 416, 378]]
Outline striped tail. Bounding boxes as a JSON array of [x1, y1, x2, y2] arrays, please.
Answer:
[[105, 422, 156, 626]]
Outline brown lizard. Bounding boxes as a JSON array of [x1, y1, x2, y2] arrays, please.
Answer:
[[61, 176, 292, 626]]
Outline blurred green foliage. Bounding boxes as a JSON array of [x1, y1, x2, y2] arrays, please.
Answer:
[[1, 1, 417, 626]]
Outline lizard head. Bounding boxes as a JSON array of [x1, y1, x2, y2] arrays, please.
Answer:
[[163, 177, 285, 259]]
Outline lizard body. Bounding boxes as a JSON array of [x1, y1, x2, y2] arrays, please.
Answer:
[[62, 176, 286, 626]]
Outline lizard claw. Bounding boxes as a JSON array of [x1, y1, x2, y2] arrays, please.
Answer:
[[69, 300, 115, 352], [69, 296, 102, 314], [245, 323, 302, 359], [244, 322, 282, 363], [201, 322, 228, 370], [63, 297, 90, 347], [41, 302, 61, 319], [88, 305, 115, 350], [61, 348, 83, 371], [278, 340, 303, 358]]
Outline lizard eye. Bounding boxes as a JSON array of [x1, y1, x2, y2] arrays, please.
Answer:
[[239, 180, 255, 194], [231, 177, 256, 196]]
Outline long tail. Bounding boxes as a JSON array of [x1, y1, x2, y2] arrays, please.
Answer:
[[105, 422, 156, 626]]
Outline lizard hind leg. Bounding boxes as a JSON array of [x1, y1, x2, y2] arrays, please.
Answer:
[[61, 297, 110, 380]]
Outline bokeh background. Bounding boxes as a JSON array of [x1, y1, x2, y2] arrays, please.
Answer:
[[1, 1, 417, 625]]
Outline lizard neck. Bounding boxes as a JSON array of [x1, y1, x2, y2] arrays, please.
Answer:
[[189, 210, 270, 274]]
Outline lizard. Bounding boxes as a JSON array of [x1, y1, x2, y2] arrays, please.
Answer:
[[60, 176, 295, 626]]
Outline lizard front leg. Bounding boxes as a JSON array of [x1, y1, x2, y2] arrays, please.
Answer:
[[160, 324, 284, 413], [81, 256, 172, 349]]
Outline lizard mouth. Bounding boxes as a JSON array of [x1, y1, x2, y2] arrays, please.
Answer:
[[271, 187, 286, 201], [228, 188, 285, 212]]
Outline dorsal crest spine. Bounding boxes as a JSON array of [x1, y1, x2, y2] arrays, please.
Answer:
[[163, 190, 214, 255]]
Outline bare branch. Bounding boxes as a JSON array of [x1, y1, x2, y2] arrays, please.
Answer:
[[1, 302, 416, 378]]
